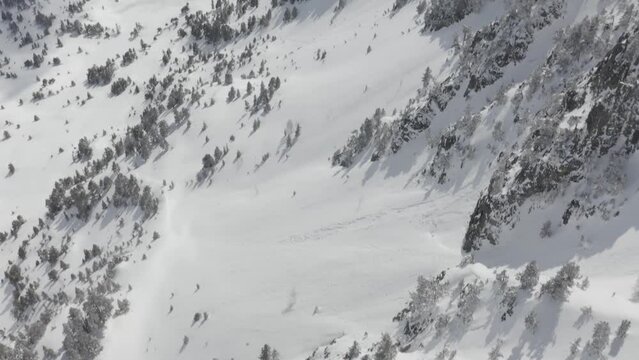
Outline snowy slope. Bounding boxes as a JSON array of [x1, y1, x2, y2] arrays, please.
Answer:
[[0, 0, 637, 360]]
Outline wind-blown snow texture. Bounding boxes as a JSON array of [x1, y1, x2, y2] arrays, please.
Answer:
[[0, 0, 637, 359]]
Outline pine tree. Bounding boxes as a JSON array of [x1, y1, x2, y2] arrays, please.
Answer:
[[541, 262, 580, 301], [488, 339, 503, 360], [259, 344, 272, 360], [517, 261, 539, 290], [457, 281, 482, 324], [259, 344, 280, 360], [76, 137, 93, 161], [525, 311, 538, 333], [615, 320, 631, 340], [227, 87, 237, 103], [111, 78, 129, 96], [424, 0, 486, 31], [409, 273, 448, 324], [344, 341, 361, 360], [500, 286, 517, 320], [586, 321, 610, 357], [225, 72, 233, 85], [422, 67, 432, 88], [374, 333, 396, 360]]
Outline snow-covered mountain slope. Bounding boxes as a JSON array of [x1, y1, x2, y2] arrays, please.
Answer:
[[0, 0, 637, 359]]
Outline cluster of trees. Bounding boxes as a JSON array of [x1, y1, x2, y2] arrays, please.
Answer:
[[37, 246, 62, 266], [111, 78, 130, 96], [550, 16, 606, 76], [392, 271, 448, 339], [120, 48, 137, 66], [184, 5, 235, 44], [283, 7, 299, 22], [184, 0, 275, 44], [9, 214, 25, 238], [391, 258, 582, 350], [84, 22, 105, 37], [2, 108, 150, 360], [111, 174, 142, 208], [19, 33, 34, 48], [249, 76, 281, 114], [584, 321, 610, 358], [423, 108, 482, 184], [391, 0, 411, 12], [541, 262, 580, 301], [1, 10, 22, 41], [35, 11, 55, 30], [0, 310, 51, 359], [162, 48, 172, 66], [456, 280, 483, 324], [82, 244, 102, 265], [58, 19, 85, 35], [62, 291, 113, 360], [258, 344, 280, 360], [227, 85, 240, 103], [32, 90, 45, 101], [167, 85, 186, 109], [45, 155, 158, 221], [71, 177, 109, 220], [236, 0, 259, 17], [76, 137, 93, 161], [199, 145, 230, 181], [283, 121, 301, 149], [492, 259, 566, 324], [423, 0, 486, 31], [570, 320, 632, 358], [344, 341, 360, 360], [59, 19, 109, 37], [24, 53, 44, 68], [45, 147, 115, 219], [87, 60, 116, 86], [463, 0, 566, 96], [0, 10, 14, 20], [351, 0, 568, 170], [144, 73, 171, 101], [332, 108, 387, 167], [517, 261, 539, 290], [118, 105, 170, 160], [112, 174, 159, 218], [12, 281, 41, 319], [67, 0, 89, 14], [374, 334, 397, 360]]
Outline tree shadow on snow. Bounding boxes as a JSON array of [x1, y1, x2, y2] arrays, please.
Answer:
[[474, 191, 639, 271], [609, 335, 626, 357], [506, 298, 561, 360], [483, 288, 534, 345]]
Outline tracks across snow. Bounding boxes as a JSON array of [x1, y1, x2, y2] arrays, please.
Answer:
[[281, 189, 474, 245]]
